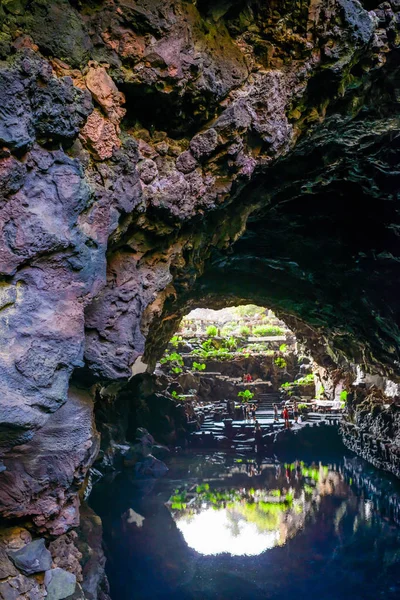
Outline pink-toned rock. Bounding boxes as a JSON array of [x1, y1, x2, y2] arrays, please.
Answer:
[[85, 65, 126, 124], [80, 110, 120, 160]]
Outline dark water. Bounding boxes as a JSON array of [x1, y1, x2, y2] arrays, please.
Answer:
[[90, 452, 400, 600]]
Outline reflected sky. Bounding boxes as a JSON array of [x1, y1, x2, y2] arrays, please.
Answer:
[[176, 506, 280, 555], [90, 454, 400, 600], [168, 463, 329, 556]]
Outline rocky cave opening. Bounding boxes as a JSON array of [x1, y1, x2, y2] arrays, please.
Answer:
[[1, 0, 400, 599]]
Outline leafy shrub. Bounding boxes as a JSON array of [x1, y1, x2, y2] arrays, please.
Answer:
[[340, 390, 348, 402], [206, 325, 218, 337], [169, 335, 182, 348], [246, 343, 268, 353], [201, 339, 214, 351], [171, 390, 184, 401], [234, 305, 263, 318], [294, 373, 314, 385], [221, 336, 238, 350], [274, 357, 287, 369], [239, 325, 250, 336], [279, 343, 288, 353], [171, 366, 183, 374], [160, 352, 184, 366], [238, 389, 255, 402], [298, 403, 308, 413], [191, 347, 232, 361], [192, 361, 206, 371], [253, 325, 285, 337]]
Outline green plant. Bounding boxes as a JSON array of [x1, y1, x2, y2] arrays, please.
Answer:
[[160, 352, 184, 366], [171, 366, 183, 374], [206, 325, 218, 337], [222, 336, 238, 350], [279, 343, 288, 353], [298, 403, 308, 413], [239, 325, 250, 336], [294, 373, 314, 385], [191, 347, 232, 361], [201, 339, 214, 351], [253, 325, 285, 337], [170, 489, 187, 509], [192, 361, 206, 371], [234, 305, 263, 318], [171, 390, 184, 401], [246, 343, 268, 353], [340, 390, 348, 403], [274, 357, 287, 369], [169, 335, 182, 348], [238, 389, 255, 402]]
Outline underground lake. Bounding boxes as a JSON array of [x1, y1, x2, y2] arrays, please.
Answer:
[[90, 451, 400, 600]]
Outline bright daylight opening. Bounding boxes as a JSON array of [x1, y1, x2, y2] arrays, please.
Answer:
[[156, 304, 341, 453]]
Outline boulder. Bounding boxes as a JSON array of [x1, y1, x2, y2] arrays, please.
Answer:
[[134, 455, 169, 478], [45, 568, 77, 600], [7, 538, 52, 575]]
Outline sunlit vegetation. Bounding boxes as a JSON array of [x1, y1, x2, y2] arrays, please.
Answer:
[[281, 373, 314, 389], [159, 304, 297, 372], [253, 325, 285, 337], [239, 325, 251, 336], [238, 389, 255, 402], [192, 361, 206, 371], [206, 325, 218, 337], [169, 335, 182, 348], [274, 357, 287, 369], [160, 351, 184, 375]]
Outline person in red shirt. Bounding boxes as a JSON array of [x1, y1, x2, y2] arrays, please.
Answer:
[[282, 407, 290, 429]]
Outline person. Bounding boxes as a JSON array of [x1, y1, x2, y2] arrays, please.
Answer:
[[282, 406, 290, 429], [293, 401, 299, 423], [246, 373, 253, 383], [273, 403, 279, 422], [252, 404, 257, 421]]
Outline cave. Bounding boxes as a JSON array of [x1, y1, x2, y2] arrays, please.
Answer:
[[1, 0, 400, 599]]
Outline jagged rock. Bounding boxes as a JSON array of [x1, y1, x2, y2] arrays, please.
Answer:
[[134, 455, 169, 478], [0, 547, 18, 579], [0, 573, 45, 600], [0, 0, 400, 562], [44, 568, 77, 600], [0, 388, 100, 533], [7, 539, 52, 575], [49, 532, 83, 583]]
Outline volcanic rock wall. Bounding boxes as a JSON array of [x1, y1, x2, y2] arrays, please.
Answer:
[[0, 0, 400, 559]]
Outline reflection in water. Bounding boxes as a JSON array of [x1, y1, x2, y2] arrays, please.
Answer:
[[169, 462, 341, 556], [90, 453, 400, 600], [176, 507, 280, 555]]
